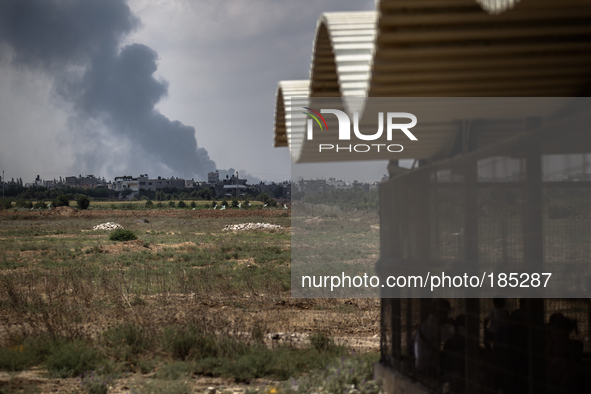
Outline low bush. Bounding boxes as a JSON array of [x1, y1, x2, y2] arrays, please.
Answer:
[[145, 200, 154, 208], [0, 199, 12, 209], [154, 361, 194, 380], [77, 195, 90, 210], [45, 340, 103, 378], [309, 331, 337, 352], [33, 200, 47, 209], [103, 323, 148, 360], [109, 229, 137, 242], [190, 201, 196, 208], [15, 199, 33, 209], [177, 200, 186, 208], [281, 352, 381, 394], [0, 344, 40, 371], [52, 194, 70, 208]]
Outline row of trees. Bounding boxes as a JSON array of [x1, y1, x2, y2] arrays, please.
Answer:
[[1, 193, 91, 210], [2, 184, 288, 203], [1, 191, 278, 211]]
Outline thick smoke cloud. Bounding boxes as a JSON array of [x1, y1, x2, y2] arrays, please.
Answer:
[[0, 0, 216, 180]]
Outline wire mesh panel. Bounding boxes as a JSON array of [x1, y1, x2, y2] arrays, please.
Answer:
[[378, 101, 591, 393]]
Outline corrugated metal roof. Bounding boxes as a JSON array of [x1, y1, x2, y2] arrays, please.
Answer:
[[370, 0, 591, 97], [274, 0, 591, 163], [273, 80, 309, 156], [476, 0, 521, 14], [309, 11, 378, 115]]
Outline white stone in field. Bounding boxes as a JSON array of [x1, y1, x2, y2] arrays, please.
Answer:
[[222, 223, 282, 231], [92, 222, 124, 231]]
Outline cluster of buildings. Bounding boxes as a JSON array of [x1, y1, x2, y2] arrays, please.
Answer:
[[295, 176, 385, 194], [1, 172, 293, 200]]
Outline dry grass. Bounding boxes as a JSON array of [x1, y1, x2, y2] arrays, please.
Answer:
[[0, 208, 380, 393]]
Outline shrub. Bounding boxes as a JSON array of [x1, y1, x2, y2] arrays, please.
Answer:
[[256, 193, 271, 203], [163, 326, 215, 361], [52, 194, 69, 208], [109, 229, 137, 242], [178, 200, 186, 208], [77, 195, 90, 210], [103, 323, 148, 359], [155, 361, 193, 380], [15, 199, 33, 209], [221, 200, 228, 207], [284, 353, 381, 394], [168, 201, 176, 208], [309, 331, 337, 352], [156, 202, 163, 208], [145, 200, 154, 208], [45, 340, 103, 378], [232, 199, 239, 208], [211, 201, 217, 208], [0, 199, 12, 209], [0, 344, 39, 371], [33, 201, 47, 209], [190, 201, 196, 208], [267, 198, 277, 207]]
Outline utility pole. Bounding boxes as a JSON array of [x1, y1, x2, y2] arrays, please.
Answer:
[[2, 171, 4, 199]]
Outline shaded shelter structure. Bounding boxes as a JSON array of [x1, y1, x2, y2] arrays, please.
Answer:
[[273, 0, 591, 392]]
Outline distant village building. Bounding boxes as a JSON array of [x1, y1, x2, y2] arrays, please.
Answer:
[[113, 176, 139, 194], [24, 175, 45, 188], [351, 180, 369, 191], [326, 177, 349, 189], [137, 175, 185, 191], [297, 179, 327, 194], [215, 174, 247, 197], [207, 171, 220, 184], [64, 175, 106, 189]]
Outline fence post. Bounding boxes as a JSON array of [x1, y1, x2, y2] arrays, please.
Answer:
[[464, 157, 480, 394]]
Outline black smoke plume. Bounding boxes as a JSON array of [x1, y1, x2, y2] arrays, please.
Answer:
[[0, 0, 216, 179]]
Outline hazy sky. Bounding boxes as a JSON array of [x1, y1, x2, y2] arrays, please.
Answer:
[[0, 0, 376, 184]]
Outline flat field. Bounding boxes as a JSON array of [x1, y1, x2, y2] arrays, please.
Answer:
[[0, 206, 379, 394]]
